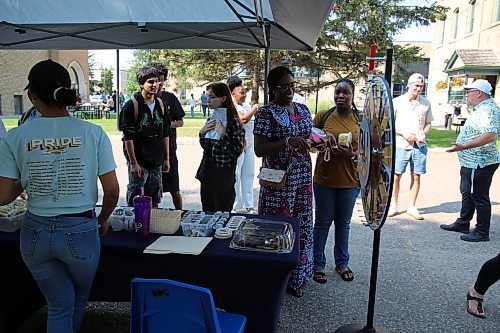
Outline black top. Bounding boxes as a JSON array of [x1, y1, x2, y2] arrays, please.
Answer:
[[159, 91, 185, 152], [119, 92, 170, 170]]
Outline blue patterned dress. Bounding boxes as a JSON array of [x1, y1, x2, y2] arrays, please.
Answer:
[[253, 102, 313, 290]]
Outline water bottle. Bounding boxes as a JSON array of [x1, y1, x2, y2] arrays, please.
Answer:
[[133, 187, 152, 241]]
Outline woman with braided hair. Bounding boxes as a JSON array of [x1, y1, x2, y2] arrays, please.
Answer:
[[312, 78, 360, 284]]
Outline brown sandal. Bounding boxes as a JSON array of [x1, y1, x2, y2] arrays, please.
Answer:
[[467, 293, 486, 318], [335, 267, 354, 282], [313, 270, 327, 284], [286, 286, 305, 298]]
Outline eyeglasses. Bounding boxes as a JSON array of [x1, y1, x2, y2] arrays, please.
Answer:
[[465, 89, 479, 94], [276, 82, 297, 90]]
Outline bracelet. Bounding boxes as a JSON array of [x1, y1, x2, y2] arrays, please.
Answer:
[[285, 137, 291, 147]]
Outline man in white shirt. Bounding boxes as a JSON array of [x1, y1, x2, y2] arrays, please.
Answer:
[[388, 73, 433, 220]]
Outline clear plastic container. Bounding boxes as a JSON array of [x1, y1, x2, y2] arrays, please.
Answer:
[[230, 219, 295, 253], [181, 214, 215, 237]]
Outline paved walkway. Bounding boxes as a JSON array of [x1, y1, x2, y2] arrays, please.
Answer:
[[106, 135, 499, 333]]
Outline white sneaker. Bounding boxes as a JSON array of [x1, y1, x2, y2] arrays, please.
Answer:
[[406, 205, 424, 220], [387, 203, 398, 217]]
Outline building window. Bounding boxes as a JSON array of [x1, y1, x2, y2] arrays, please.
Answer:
[[469, 1, 476, 33], [14, 95, 23, 115], [453, 8, 459, 39], [440, 19, 446, 44], [496, 0, 500, 22]]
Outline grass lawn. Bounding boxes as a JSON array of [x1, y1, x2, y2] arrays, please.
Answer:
[[3, 118, 499, 148]]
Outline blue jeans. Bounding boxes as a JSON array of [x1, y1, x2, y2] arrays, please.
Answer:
[[313, 183, 359, 270], [20, 211, 100, 333]]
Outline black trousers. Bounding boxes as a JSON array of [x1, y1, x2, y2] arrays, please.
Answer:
[[455, 163, 498, 235], [200, 161, 236, 212], [444, 114, 452, 129], [474, 253, 500, 295]]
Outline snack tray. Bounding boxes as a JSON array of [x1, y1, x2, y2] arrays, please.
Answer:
[[181, 213, 217, 237], [230, 219, 295, 253]]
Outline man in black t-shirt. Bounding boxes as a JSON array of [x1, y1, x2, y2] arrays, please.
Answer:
[[119, 66, 170, 207], [148, 62, 186, 209]]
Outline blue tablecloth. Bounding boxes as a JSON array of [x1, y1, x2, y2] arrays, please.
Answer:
[[0, 214, 299, 333]]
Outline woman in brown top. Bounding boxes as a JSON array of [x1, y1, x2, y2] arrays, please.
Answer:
[[312, 78, 360, 283]]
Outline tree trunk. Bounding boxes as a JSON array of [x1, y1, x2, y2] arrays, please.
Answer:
[[251, 61, 260, 105]]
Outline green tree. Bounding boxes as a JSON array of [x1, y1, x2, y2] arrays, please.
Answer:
[[101, 68, 114, 95], [287, 0, 447, 90], [88, 52, 98, 94], [125, 1, 447, 99]]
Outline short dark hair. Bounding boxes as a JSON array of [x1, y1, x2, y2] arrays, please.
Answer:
[[267, 66, 293, 101], [147, 62, 168, 78], [227, 76, 243, 92], [136, 66, 159, 85]]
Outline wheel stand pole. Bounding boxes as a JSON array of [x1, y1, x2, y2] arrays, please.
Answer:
[[334, 229, 388, 333]]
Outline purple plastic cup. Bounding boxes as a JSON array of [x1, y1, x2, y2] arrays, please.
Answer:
[[133, 195, 152, 241]]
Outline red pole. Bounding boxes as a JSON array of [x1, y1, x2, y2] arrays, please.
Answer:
[[368, 44, 376, 81]]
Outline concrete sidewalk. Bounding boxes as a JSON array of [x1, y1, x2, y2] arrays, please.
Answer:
[[106, 135, 499, 333]]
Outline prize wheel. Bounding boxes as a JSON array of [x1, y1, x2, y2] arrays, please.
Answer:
[[357, 76, 395, 230]]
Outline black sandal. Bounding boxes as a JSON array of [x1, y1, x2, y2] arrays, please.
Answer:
[[286, 286, 305, 298], [313, 271, 327, 284], [466, 293, 486, 318], [335, 267, 354, 282]]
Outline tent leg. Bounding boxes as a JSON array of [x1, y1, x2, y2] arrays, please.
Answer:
[[116, 49, 120, 129], [263, 23, 270, 104]]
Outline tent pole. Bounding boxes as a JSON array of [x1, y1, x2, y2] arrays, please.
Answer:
[[116, 49, 120, 130], [263, 23, 270, 104]]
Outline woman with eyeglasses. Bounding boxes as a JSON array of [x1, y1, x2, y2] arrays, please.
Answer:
[[312, 78, 360, 284], [254, 66, 313, 297], [196, 82, 245, 211]]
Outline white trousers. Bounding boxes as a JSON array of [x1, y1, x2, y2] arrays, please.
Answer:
[[234, 122, 255, 209]]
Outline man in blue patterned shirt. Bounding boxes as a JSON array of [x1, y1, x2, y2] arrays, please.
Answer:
[[440, 80, 499, 242]]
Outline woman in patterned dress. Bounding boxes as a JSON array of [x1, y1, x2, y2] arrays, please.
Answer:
[[254, 66, 313, 297]]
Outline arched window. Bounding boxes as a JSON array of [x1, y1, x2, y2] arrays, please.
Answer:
[[469, 1, 476, 33], [453, 8, 459, 39], [496, 0, 500, 22]]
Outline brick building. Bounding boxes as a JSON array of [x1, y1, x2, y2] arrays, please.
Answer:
[[0, 50, 89, 116]]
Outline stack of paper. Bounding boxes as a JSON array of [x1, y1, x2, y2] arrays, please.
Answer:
[[144, 236, 212, 255]]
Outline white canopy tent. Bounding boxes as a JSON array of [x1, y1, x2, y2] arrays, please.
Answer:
[[0, 0, 333, 51]]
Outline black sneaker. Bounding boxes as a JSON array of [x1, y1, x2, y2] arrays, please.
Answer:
[[460, 230, 490, 242], [440, 222, 470, 234]]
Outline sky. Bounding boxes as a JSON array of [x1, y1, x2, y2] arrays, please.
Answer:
[[90, 0, 433, 69]]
